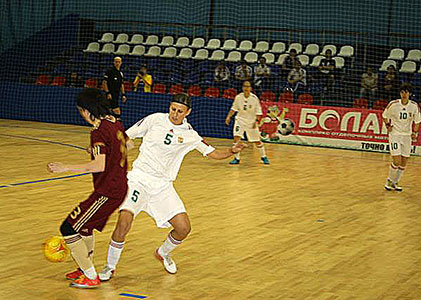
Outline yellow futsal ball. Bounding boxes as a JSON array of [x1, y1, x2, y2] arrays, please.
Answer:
[[43, 236, 70, 263]]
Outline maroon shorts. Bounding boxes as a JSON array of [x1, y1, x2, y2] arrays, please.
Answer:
[[65, 191, 124, 236]]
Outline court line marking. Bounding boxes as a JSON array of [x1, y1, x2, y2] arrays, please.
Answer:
[[0, 133, 89, 188], [2, 121, 421, 166], [0, 173, 89, 188], [119, 293, 147, 299], [0, 133, 86, 150]]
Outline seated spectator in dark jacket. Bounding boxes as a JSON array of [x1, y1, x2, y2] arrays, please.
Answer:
[[360, 67, 378, 107], [67, 72, 83, 88], [214, 62, 230, 89], [282, 49, 298, 79], [382, 65, 400, 101], [234, 61, 253, 89], [287, 61, 307, 93], [254, 57, 271, 92], [318, 49, 336, 90]]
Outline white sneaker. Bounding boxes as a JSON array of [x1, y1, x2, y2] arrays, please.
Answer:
[[155, 248, 177, 274], [394, 182, 403, 191], [384, 179, 394, 191], [98, 265, 115, 281]]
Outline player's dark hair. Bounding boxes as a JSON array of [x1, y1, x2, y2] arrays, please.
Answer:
[[171, 93, 192, 108], [76, 88, 111, 119], [243, 80, 252, 87], [400, 83, 412, 93]]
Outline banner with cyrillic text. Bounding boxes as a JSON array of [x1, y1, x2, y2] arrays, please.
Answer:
[[258, 102, 421, 155]]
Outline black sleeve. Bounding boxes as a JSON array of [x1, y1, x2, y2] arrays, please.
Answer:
[[103, 68, 110, 81]]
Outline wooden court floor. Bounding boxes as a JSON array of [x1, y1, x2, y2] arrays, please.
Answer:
[[0, 118, 420, 300]]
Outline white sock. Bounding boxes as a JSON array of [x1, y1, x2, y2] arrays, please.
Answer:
[[158, 232, 182, 256], [81, 234, 94, 262], [258, 145, 266, 157], [388, 163, 398, 182], [233, 143, 240, 160], [107, 239, 125, 269], [84, 266, 98, 280], [394, 167, 405, 184]]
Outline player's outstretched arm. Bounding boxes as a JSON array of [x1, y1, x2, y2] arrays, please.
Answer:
[[207, 143, 247, 160], [47, 154, 106, 174], [126, 139, 135, 151]]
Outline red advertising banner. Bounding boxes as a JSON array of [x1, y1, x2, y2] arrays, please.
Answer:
[[259, 102, 421, 155]]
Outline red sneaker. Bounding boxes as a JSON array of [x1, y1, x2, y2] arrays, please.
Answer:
[[69, 275, 100, 289], [65, 268, 83, 280]]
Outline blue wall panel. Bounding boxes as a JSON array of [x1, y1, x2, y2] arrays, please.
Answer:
[[0, 83, 233, 139]]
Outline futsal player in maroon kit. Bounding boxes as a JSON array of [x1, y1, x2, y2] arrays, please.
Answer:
[[47, 88, 129, 288]]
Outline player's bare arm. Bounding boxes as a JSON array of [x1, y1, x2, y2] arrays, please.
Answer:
[[412, 123, 419, 141], [126, 139, 135, 150], [47, 154, 106, 173], [121, 84, 127, 103], [383, 117, 392, 133], [102, 80, 112, 100], [225, 109, 235, 125], [207, 143, 247, 160]]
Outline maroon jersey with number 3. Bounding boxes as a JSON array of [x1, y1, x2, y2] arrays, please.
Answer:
[[90, 118, 128, 199]]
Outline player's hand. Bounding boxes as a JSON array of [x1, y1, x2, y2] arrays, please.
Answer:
[[107, 93, 112, 100], [232, 142, 247, 154], [122, 96, 127, 103], [225, 117, 231, 126], [86, 146, 92, 154], [47, 162, 67, 173], [386, 123, 393, 133], [411, 132, 418, 142]]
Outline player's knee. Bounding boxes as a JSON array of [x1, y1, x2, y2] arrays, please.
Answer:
[[117, 212, 133, 236], [176, 223, 191, 238], [60, 220, 77, 237]]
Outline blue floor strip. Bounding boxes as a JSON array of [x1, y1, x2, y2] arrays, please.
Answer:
[[0, 173, 89, 189], [119, 293, 147, 299], [1, 133, 89, 188], [0, 133, 86, 150]]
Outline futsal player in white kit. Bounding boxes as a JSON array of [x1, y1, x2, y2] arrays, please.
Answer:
[[382, 83, 420, 191], [99, 94, 246, 279], [225, 80, 270, 164]]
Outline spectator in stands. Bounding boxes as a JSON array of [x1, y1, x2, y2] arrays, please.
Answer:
[[382, 65, 400, 101], [235, 61, 253, 89], [133, 65, 153, 93], [360, 67, 378, 108], [287, 61, 307, 94], [318, 49, 336, 91], [282, 49, 298, 78], [214, 62, 230, 90], [67, 72, 83, 88], [103, 56, 126, 117], [254, 57, 271, 92]]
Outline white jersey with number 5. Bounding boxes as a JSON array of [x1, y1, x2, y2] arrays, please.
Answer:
[[231, 92, 262, 127], [126, 113, 215, 183], [382, 99, 421, 135]]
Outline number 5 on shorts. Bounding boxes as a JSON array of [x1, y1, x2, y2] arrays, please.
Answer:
[[131, 190, 140, 202]]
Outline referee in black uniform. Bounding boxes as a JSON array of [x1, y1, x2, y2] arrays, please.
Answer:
[[102, 56, 127, 116]]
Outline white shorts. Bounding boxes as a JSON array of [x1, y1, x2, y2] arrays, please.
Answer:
[[389, 134, 412, 157], [233, 119, 261, 142], [119, 171, 186, 228]]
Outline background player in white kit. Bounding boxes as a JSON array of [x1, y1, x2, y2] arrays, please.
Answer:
[[225, 80, 270, 165], [99, 94, 246, 279], [382, 83, 420, 191]]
